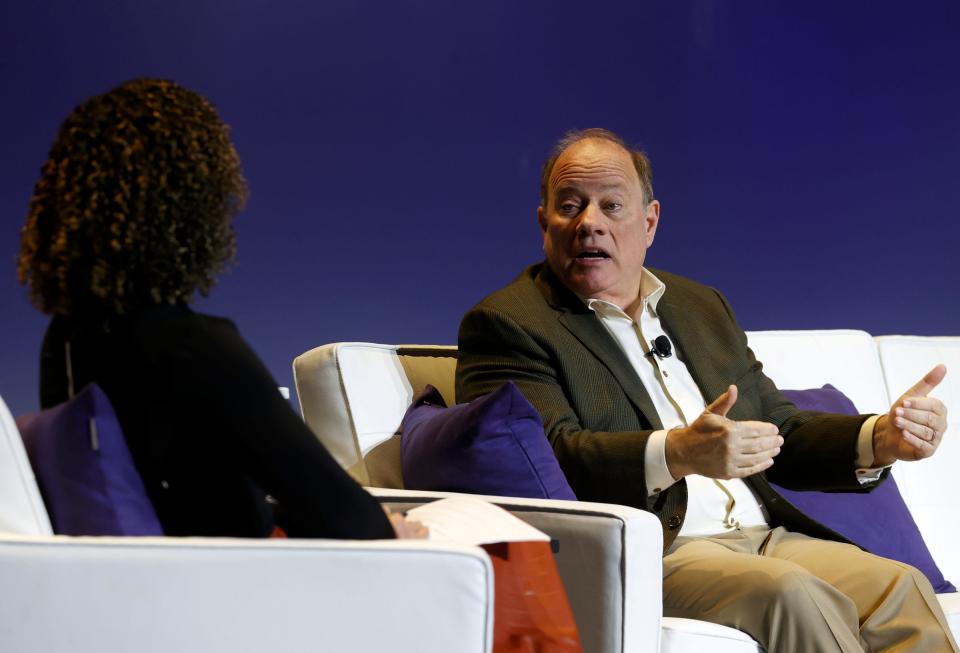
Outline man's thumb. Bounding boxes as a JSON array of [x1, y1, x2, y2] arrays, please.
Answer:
[[904, 364, 947, 398], [707, 384, 738, 417]]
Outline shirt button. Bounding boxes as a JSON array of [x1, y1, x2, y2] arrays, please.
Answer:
[[663, 371, 669, 377], [653, 487, 662, 494]]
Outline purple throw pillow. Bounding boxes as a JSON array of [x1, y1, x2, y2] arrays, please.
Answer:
[[401, 381, 576, 500], [17, 383, 163, 536], [775, 384, 954, 593]]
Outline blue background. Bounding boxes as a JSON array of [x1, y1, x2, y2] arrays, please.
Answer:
[[2, 1, 958, 417]]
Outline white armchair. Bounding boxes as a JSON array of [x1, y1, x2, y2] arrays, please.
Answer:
[[293, 342, 668, 653], [293, 336, 960, 652], [0, 393, 494, 653]]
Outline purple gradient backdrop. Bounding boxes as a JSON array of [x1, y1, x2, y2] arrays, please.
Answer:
[[2, 1, 958, 417]]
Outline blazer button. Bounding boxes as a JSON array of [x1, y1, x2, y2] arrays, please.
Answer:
[[667, 515, 681, 530]]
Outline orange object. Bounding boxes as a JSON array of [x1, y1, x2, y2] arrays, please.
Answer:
[[482, 541, 583, 653]]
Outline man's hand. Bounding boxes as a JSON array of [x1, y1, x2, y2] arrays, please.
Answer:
[[872, 365, 948, 467], [665, 385, 783, 480]]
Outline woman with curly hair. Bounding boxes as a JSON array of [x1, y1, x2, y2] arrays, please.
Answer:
[[18, 79, 413, 539]]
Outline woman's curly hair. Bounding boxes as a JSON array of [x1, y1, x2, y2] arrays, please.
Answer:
[[18, 78, 249, 315]]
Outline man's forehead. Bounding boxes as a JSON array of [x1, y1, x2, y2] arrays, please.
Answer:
[[553, 179, 630, 195], [550, 139, 638, 190]]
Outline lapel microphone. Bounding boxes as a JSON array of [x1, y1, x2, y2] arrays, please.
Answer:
[[645, 335, 673, 360]]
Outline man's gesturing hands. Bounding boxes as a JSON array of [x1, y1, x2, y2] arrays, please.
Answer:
[[665, 385, 783, 481], [872, 365, 949, 467]]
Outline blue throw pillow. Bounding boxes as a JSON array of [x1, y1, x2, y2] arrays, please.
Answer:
[[400, 381, 576, 500], [17, 383, 163, 536], [775, 384, 954, 593]]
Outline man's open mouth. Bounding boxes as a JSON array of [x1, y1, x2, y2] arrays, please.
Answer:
[[575, 249, 611, 260]]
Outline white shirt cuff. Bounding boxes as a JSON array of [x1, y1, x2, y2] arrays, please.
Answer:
[[855, 414, 888, 484], [645, 429, 680, 496]]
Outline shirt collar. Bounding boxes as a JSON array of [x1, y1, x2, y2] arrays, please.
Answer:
[[580, 268, 666, 319]]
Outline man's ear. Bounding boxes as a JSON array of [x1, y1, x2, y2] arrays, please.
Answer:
[[537, 205, 547, 233], [644, 200, 661, 246]]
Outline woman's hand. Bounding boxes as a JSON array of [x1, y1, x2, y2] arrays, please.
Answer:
[[383, 506, 429, 539]]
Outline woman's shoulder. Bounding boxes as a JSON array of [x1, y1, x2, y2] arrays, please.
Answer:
[[137, 305, 262, 364], [119, 304, 237, 343]]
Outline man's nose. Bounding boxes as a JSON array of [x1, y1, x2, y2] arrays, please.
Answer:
[[576, 202, 607, 235]]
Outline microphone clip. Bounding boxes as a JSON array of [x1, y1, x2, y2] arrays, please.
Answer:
[[645, 335, 673, 360]]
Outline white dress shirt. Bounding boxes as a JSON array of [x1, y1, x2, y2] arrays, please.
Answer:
[[584, 269, 883, 537]]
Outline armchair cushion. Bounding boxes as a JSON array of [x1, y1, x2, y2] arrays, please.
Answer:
[[400, 382, 576, 500], [774, 384, 954, 593], [0, 535, 494, 653], [0, 394, 51, 535], [17, 383, 163, 536]]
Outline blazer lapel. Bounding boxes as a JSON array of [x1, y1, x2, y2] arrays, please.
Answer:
[[656, 292, 728, 405], [535, 265, 664, 430]]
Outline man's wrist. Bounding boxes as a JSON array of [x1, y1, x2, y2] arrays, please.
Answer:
[[871, 414, 897, 467], [664, 427, 689, 480]]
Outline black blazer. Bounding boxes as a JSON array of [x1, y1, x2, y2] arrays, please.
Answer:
[[40, 304, 394, 540], [457, 263, 880, 550]]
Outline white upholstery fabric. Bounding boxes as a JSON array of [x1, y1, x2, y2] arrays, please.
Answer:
[[0, 395, 52, 535], [336, 346, 417, 454], [745, 329, 890, 414], [875, 336, 960, 587], [292, 342, 373, 483], [0, 535, 493, 653], [939, 593, 960, 643], [370, 487, 664, 653], [293, 343, 457, 485], [660, 618, 760, 652]]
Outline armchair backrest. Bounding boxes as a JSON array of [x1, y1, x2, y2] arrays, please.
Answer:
[[294, 332, 891, 489], [744, 329, 891, 414], [874, 335, 960, 585], [747, 330, 960, 588], [293, 343, 457, 487], [0, 395, 52, 535]]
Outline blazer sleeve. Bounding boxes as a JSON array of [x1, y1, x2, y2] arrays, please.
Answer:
[[709, 289, 877, 492], [183, 322, 396, 540]]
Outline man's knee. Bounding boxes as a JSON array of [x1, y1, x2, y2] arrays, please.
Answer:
[[854, 553, 937, 604], [900, 560, 936, 593], [755, 567, 857, 623]]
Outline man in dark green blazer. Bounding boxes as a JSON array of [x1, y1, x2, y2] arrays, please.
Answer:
[[456, 128, 954, 652]]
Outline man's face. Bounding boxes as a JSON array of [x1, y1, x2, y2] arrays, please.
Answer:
[[538, 138, 660, 311]]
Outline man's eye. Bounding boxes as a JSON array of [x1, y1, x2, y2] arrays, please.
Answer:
[[559, 202, 580, 214], [605, 202, 623, 212]]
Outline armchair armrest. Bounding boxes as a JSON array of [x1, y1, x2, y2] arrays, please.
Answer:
[[369, 487, 663, 653], [0, 534, 493, 653]]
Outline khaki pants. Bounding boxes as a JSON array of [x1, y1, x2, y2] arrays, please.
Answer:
[[663, 527, 957, 652]]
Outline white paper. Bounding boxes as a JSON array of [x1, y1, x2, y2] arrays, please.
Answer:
[[405, 496, 549, 545]]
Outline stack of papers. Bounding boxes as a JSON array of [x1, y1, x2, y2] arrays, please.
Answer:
[[405, 496, 549, 545]]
